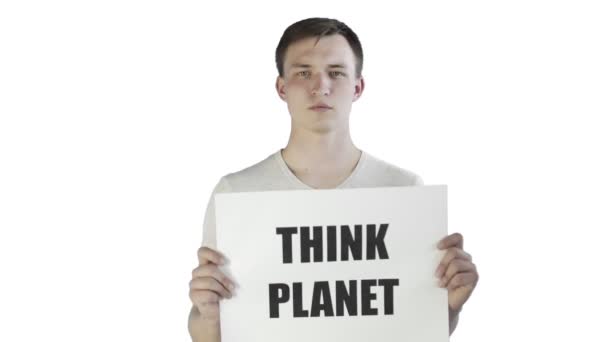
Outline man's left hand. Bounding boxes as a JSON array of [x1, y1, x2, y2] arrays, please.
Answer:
[[435, 232, 479, 314]]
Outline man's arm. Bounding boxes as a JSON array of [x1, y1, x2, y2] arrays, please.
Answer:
[[449, 308, 460, 336], [188, 305, 221, 342], [436, 233, 479, 337], [189, 247, 234, 342]]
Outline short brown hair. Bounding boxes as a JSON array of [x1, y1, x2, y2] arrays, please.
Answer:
[[275, 17, 364, 78]]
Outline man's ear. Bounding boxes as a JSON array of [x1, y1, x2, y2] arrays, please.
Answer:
[[276, 76, 287, 101], [353, 76, 365, 102]]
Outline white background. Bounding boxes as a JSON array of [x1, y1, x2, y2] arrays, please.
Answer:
[[0, 0, 606, 341]]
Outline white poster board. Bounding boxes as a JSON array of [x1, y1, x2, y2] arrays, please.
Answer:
[[215, 185, 448, 342]]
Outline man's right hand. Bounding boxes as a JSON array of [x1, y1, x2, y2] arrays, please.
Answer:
[[189, 246, 235, 322]]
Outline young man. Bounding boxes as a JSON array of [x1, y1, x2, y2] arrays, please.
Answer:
[[188, 17, 479, 342]]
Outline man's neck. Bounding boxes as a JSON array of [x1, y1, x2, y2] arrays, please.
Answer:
[[281, 127, 362, 189]]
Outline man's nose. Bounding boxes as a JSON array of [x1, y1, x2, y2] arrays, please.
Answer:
[[311, 74, 331, 96]]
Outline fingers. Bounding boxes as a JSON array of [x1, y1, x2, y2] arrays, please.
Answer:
[[190, 277, 233, 299], [189, 287, 221, 307], [438, 259, 477, 288], [190, 246, 235, 314], [437, 232, 463, 250], [192, 264, 235, 293], [435, 247, 472, 278], [189, 287, 221, 318], [197, 246, 225, 265], [446, 271, 478, 291]]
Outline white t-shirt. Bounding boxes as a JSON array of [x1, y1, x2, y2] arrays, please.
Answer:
[[201, 149, 424, 247]]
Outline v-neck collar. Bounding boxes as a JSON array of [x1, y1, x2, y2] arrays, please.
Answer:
[[273, 148, 368, 190]]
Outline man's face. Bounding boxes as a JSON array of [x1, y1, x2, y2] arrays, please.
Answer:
[[276, 34, 364, 134]]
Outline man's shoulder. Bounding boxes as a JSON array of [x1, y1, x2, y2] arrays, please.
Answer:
[[356, 151, 424, 187], [216, 150, 289, 193], [211, 149, 424, 194]]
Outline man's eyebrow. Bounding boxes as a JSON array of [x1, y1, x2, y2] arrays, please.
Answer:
[[290, 63, 347, 69], [290, 63, 311, 68]]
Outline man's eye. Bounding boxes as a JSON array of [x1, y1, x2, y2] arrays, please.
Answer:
[[297, 71, 311, 77], [329, 71, 344, 77]]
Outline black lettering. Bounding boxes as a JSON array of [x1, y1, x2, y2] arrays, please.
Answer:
[[300, 226, 323, 263], [327, 225, 337, 262], [310, 281, 334, 317], [341, 225, 362, 260], [361, 279, 378, 315], [276, 227, 298, 263], [268, 283, 290, 318], [293, 282, 308, 317], [366, 223, 389, 260], [336, 280, 357, 316], [378, 278, 399, 315]]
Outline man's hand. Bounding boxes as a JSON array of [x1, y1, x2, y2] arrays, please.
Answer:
[[435, 233, 479, 314], [189, 246, 235, 322]]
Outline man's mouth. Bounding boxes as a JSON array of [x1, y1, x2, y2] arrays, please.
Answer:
[[309, 103, 333, 111]]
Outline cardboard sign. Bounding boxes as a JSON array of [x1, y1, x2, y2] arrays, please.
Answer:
[[215, 185, 448, 342]]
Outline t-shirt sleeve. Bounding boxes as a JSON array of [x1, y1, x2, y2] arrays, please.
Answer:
[[413, 174, 424, 186], [201, 176, 232, 248]]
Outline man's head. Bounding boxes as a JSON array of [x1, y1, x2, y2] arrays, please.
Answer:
[[275, 18, 365, 134], [275, 18, 364, 79]]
